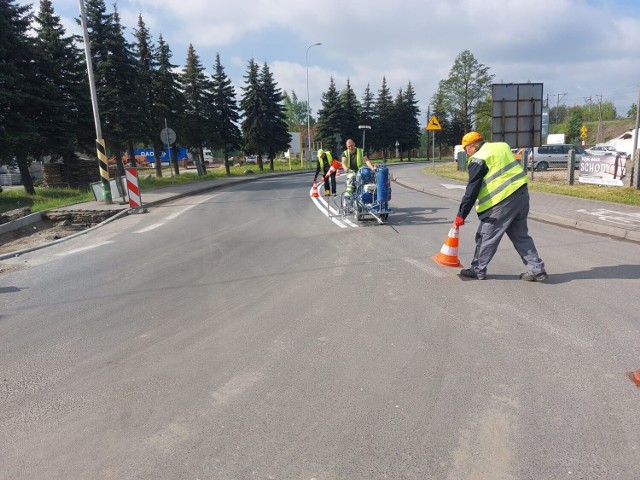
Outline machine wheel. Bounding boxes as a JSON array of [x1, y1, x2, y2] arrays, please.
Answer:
[[535, 161, 549, 171], [381, 213, 389, 221]]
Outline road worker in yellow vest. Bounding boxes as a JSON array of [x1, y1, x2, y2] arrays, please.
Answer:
[[315, 149, 337, 196], [454, 132, 547, 282], [341, 138, 375, 197]]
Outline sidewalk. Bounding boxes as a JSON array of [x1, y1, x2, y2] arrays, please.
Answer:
[[391, 164, 640, 243]]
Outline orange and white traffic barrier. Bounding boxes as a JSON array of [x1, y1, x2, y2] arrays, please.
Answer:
[[432, 224, 463, 267], [125, 167, 141, 208]]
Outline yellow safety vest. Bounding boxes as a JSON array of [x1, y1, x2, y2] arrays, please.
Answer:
[[469, 142, 528, 213], [343, 148, 363, 170], [319, 151, 333, 169]]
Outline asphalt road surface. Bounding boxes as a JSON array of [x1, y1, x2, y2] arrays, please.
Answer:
[[2, 167, 640, 479]]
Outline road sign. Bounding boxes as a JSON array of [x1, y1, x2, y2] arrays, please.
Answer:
[[160, 127, 176, 145], [426, 115, 442, 131], [580, 125, 588, 139]]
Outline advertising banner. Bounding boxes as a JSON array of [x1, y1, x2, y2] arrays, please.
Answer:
[[579, 154, 627, 186]]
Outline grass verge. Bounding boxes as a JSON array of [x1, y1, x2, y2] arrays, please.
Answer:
[[0, 161, 311, 214], [424, 162, 640, 206]]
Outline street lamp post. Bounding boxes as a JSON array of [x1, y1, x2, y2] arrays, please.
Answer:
[[358, 125, 371, 153], [306, 42, 321, 167]]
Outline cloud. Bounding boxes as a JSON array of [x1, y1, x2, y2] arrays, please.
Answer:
[[34, 0, 640, 119]]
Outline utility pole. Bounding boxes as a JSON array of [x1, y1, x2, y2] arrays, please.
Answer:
[[554, 93, 567, 124], [584, 96, 592, 115], [596, 94, 603, 144], [633, 86, 640, 189], [78, 0, 112, 204]]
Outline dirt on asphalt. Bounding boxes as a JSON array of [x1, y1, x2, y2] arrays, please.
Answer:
[[0, 209, 123, 270]]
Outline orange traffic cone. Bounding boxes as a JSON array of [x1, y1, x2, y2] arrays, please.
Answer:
[[432, 224, 463, 267], [626, 369, 640, 388], [311, 179, 320, 198]]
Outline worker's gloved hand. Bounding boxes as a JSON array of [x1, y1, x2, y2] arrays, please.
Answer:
[[314, 175, 318, 181], [453, 216, 465, 227]]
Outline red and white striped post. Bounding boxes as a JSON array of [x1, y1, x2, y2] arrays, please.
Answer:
[[125, 167, 141, 208]]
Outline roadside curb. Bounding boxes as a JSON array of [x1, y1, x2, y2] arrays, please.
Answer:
[[0, 208, 130, 260]]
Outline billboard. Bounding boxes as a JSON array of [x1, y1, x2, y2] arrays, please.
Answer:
[[491, 83, 543, 148], [579, 154, 627, 187], [288, 131, 302, 154]]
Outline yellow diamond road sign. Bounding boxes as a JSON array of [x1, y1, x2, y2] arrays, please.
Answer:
[[426, 115, 442, 131], [580, 125, 588, 139]]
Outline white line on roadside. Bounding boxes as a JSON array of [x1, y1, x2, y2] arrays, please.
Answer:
[[55, 240, 115, 256], [134, 194, 220, 233], [133, 223, 163, 233], [310, 187, 357, 228], [441, 184, 466, 190]]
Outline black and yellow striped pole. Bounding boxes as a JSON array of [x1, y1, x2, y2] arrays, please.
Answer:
[[95, 138, 111, 203], [78, 0, 112, 204]]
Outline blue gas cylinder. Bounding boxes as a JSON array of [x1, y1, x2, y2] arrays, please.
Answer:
[[376, 165, 391, 203]]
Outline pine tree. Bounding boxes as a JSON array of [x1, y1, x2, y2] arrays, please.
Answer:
[[240, 58, 267, 161], [372, 77, 394, 159], [315, 77, 342, 155], [84, 0, 140, 176], [106, 6, 142, 175], [338, 79, 361, 155], [0, 0, 39, 194], [154, 34, 187, 153], [359, 83, 375, 154], [179, 44, 212, 175], [131, 14, 157, 169], [210, 53, 241, 175], [32, 0, 92, 182], [259, 62, 290, 172], [395, 81, 421, 161]]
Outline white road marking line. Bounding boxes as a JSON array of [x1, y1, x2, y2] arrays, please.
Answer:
[[55, 241, 115, 256], [310, 186, 357, 228], [166, 194, 219, 220], [441, 183, 467, 190], [134, 194, 220, 233], [134, 223, 163, 233]]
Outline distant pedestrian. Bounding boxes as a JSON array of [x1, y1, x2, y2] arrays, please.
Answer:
[[454, 132, 547, 281]]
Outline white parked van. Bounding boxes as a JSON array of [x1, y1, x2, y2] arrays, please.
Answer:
[[531, 144, 584, 171]]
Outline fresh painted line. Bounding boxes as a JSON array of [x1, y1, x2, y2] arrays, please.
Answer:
[[441, 183, 466, 190], [310, 186, 357, 228]]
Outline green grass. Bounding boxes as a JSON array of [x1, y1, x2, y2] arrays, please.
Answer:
[[424, 162, 640, 206], [0, 160, 311, 214], [0, 187, 94, 214], [136, 160, 309, 190]]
